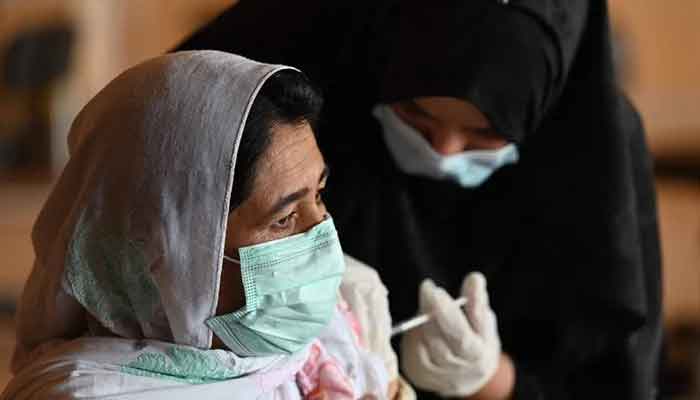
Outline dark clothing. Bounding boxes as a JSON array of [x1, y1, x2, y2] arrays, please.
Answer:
[[177, 1, 663, 398]]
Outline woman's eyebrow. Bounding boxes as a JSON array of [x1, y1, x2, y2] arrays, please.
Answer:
[[268, 188, 310, 218], [267, 165, 329, 218]]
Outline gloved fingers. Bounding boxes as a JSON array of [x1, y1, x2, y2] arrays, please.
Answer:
[[423, 332, 475, 368], [402, 327, 497, 398], [419, 281, 487, 362], [417, 279, 437, 314], [401, 332, 459, 392], [479, 309, 500, 344], [425, 282, 483, 357], [420, 280, 472, 335], [461, 272, 494, 337], [401, 331, 433, 388], [401, 275, 503, 398], [461, 272, 490, 309]]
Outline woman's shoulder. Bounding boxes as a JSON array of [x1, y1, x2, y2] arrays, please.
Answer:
[[342, 253, 386, 293], [1, 339, 182, 400]]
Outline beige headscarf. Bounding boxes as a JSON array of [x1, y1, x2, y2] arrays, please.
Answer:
[[13, 50, 292, 369], [3, 51, 396, 400]]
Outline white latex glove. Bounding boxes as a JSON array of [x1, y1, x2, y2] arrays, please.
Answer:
[[400, 273, 501, 398], [340, 254, 399, 381]]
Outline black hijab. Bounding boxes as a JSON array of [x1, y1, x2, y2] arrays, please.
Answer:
[[177, 1, 663, 398]]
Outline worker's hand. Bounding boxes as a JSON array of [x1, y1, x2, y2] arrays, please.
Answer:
[[340, 255, 399, 381], [400, 273, 501, 398]]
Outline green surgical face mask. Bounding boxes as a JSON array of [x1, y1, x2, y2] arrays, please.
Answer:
[[206, 217, 345, 356]]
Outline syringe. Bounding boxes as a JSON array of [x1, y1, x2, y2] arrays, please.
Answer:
[[390, 296, 467, 337]]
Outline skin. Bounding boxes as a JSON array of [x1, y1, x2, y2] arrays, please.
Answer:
[[211, 121, 400, 399], [393, 97, 516, 400], [391, 96, 508, 154], [214, 121, 329, 324]]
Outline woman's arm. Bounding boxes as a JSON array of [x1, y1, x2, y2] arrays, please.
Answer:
[[340, 254, 402, 398]]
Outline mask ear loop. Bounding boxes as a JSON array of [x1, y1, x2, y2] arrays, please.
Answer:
[[223, 254, 241, 265]]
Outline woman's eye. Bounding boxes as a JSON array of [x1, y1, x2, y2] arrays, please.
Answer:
[[274, 212, 297, 229], [315, 188, 325, 204]]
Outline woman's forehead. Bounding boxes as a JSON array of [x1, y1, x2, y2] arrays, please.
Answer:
[[250, 123, 325, 201], [412, 97, 491, 129]]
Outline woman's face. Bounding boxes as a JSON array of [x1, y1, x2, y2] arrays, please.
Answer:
[[391, 96, 508, 155], [213, 121, 328, 345], [227, 122, 328, 247]]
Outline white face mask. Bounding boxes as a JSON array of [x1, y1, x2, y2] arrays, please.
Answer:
[[372, 104, 519, 188]]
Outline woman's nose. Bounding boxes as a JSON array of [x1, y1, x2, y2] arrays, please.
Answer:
[[425, 128, 469, 155]]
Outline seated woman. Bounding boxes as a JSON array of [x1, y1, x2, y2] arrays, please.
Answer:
[[2, 51, 409, 399]]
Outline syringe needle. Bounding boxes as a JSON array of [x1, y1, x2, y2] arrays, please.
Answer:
[[390, 296, 467, 337]]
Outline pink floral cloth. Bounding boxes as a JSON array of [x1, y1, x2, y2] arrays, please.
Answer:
[[296, 301, 367, 400], [338, 299, 365, 348], [296, 340, 355, 400]]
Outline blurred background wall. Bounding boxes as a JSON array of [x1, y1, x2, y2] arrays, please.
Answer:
[[0, 0, 236, 388], [608, 0, 700, 327], [0, 0, 698, 396]]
